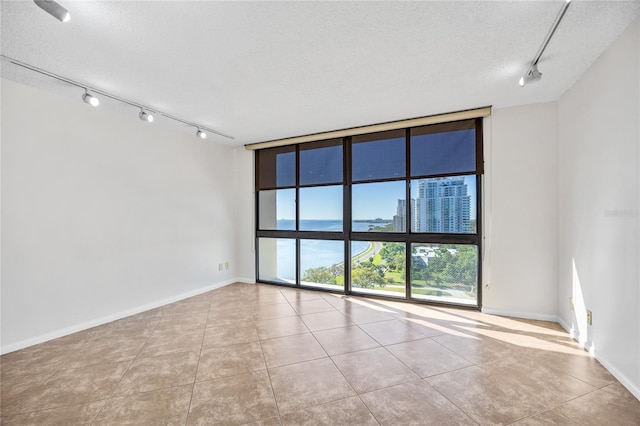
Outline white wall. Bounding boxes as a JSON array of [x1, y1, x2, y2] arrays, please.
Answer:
[[1, 79, 238, 353], [232, 103, 563, 318], [482, 102, 559, 320], [558, 17, 640, 398]]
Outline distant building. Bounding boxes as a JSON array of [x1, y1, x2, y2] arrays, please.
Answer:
[[392, 198, 414, 232], [416, 177, 470, 233], [393, 177, 471, 233]]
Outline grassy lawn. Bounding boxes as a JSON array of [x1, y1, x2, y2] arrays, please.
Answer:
[[384, 271, 404, 283]]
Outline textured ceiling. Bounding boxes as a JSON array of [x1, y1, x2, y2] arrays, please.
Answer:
[[1, 0, 639, 146]]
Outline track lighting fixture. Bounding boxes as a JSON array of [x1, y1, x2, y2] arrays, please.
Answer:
[[33, 0, 70, 22], [82, 90, 99, 107], [139, 110, 154, 123], [0, 55, 234, 140], [519, 64, 542, 87], [519, 0, 571, 87]]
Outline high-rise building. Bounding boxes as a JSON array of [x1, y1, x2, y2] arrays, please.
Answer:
[[392, 198, 415, 232], [393, 177, 470, 233], [415, 177, 470, 233]]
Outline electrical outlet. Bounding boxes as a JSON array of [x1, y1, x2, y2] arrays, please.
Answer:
[[569, 297, 574, 311], [218, 263, 223, 271], [225, 262, 229, 270], [586, 310, 592, 325]]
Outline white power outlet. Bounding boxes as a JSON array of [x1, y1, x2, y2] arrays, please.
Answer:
[[225, 262, 229, 270]]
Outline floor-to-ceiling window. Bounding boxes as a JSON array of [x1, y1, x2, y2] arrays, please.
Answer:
[[255, 118, 483, 308]]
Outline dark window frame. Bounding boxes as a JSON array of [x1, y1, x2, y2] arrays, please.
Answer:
[[255, 118, 483, 309]]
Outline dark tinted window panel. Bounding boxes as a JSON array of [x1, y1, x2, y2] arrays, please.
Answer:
[[258, 189, 296, 230], [257, 146, 296, 189], [299, 139, 343, 185], [410, 243, 477, 306], [410, 121, 476, 177], [352, 181, 405, 233], [258, 238, 296, 283], [410, 176, 476, 234], [300, 239, 344, 290], [299, 185, 343, 231], [352, 130, 405, 182], [351, 241, 405, 298]]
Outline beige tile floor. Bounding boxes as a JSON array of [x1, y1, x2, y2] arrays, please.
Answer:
[[1, 282, 639, 425]]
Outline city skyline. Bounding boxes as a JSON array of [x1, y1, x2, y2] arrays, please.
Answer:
[[394, 176, 472, 233], [274, 176, 476, 221]]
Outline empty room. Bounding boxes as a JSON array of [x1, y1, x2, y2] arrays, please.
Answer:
[[1, 0, 639, 424]]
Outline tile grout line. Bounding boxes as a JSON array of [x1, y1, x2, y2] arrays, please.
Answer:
[[1, 316, 166, 420], [184, 293, 215, 426], [4, 283, 636, 424], [89, 313, 164, 426], [271, 288, 362, 418], [262, 286, 328, 422], [330, 314, 477, 424], [309, 318, 362, 403], [259, 339, 284, 425], [506, 385, 607, 425], [421, 377, 481, 425]]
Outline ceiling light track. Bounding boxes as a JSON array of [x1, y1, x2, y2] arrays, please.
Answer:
[[0, 54, 234, 140], [519, 0, 572, 87], [33, 0, 70, 23]]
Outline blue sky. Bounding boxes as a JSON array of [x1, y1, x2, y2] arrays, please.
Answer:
[[275, 176, 477, 220]]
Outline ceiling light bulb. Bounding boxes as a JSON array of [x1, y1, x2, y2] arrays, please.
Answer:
[[33, 0, 70, 22], [82, 91, 99, 106], [197, 129, 207, 139], [519, 64, 543, 87], [139, 110, 153, 123]]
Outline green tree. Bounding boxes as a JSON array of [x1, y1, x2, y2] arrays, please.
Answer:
[[454, 246, 477, 285], [302, 266, 335, 284], [430, 247, 453, 275], [351, 261, 385, 289], [303, 263, 344, 285], [379, 242, 406, 274]]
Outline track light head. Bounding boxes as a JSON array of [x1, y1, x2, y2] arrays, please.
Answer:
[[139, 110, 154, 123], [519, 64, 542, 87], [34, 0, 70, 22], [82, 90, 99, 107], [196, 129, 207, 139]]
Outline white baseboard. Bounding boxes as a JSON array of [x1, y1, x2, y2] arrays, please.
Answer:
[[0, 279, 237, 355], [556, 317, 639, 401], [556, 317, 572, 336], [594, 349, 640, 400], [481, 307, 560, 323], [235, 277, 257, 284]]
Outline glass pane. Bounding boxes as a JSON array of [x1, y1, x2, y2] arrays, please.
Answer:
[[411, 176, 476, 234], [411, 128, 475, 177], [352, 131, 405, 181], [257, 146, 296, 189], [258, 189, 296, 230], [411, 244, 478, 305], [300, 239, 344, 290], [258, 238, 296, 284], [299, 185, 343, 231], [351, 241, 405, 298], [352, 181, 405, 232], [299, 140, 343, 185]]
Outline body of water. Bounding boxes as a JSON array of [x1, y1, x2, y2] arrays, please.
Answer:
[[274, 219, 387, 280]]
